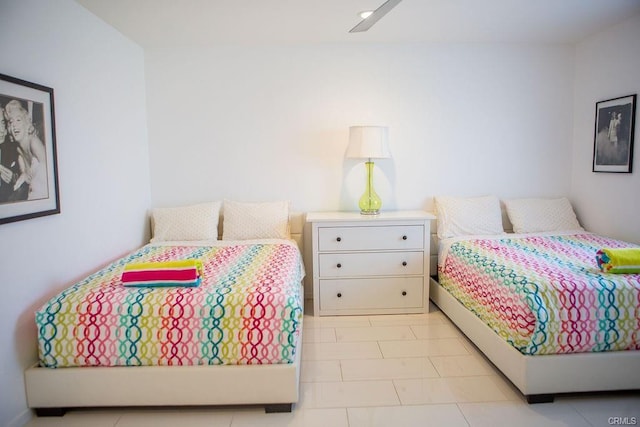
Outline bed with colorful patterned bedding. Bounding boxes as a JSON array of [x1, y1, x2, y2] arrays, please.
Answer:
[[37, 240, 304, 368], [26, 238, 305, 415], [438, 231, 640, 356], [430, 230, 640, 402]]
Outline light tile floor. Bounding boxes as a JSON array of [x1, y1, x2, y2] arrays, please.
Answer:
[[23, 303, 640, 427]]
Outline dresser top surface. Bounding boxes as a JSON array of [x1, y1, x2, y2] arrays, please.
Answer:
[[306, 210, 435, 222]]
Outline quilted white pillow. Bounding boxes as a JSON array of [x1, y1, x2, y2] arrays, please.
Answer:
[[435, 195, 505, 239], [504, 197, 583, 233], [150, 202, 222, 242], [222, 200, 290, 240]]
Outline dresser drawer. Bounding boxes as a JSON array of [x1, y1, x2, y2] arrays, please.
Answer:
[[317, 225, 424, 252], [319, 278, 423, 310], [318, 251, 424, 277]]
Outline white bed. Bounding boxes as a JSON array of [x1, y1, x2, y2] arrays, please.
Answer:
[[25, 208, 307, 416], [427, 197, 640, 403], [25, 339, 302, 415], [430, 277, 639, 403]]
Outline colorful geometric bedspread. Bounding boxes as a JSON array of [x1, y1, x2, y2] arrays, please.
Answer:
[[37, 241, 304, 368], [439, 233, 640, 355]]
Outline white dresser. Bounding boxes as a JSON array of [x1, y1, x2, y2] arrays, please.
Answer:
[[307, 211, 435, 316]]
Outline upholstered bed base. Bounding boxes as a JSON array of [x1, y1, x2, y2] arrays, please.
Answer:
[[429, 277, 640, 403], [26, 214, 308, 416], [25, 316, 302, 415]]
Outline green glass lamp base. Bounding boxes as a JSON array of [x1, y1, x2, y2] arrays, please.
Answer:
[[358, 161, 382, 215]]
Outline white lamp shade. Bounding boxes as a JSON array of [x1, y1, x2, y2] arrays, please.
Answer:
[[346, 126, 391, 159]]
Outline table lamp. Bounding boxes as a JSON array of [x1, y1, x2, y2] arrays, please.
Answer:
[[346, 126, 391, 215]]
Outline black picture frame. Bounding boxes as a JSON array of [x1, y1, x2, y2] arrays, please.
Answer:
[[0, 73, 60, 224], [592, 94, 636, 173]]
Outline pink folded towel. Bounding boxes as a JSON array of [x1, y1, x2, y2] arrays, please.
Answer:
[[121, 260, 203, 287]]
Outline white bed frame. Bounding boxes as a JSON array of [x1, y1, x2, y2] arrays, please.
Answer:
[[430, 278, 640, 402], [427, 220, 640, 403], [24, 213, 307, 416]]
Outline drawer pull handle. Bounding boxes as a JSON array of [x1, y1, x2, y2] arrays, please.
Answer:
[[337, 292, 342, 298], [337, 263, 342, 268], [336, 237, 342, 242], [402, 261, 407, 266], [402, 235, 408, 240], [402, 291, 407, 296]]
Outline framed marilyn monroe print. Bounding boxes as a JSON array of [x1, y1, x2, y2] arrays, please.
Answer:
[[0, 73, 60, 224]]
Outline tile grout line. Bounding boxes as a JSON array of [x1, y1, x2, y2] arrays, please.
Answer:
[[455, 403, 474, 427], [376, 339, 385, 359], [390, 377, 404, 407], [409, 324, 418, 340], [343, 407, 352, 427], [566, 400, 600, 427]]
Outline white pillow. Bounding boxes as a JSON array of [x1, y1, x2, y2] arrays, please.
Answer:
[[504, 197, 583, 234], [435, 195, 505, 239], [150, 202, 222, 242], [222, 200, 290, 240]]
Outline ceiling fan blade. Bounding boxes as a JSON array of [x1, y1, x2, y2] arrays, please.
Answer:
[[349, 0, 403, 33]]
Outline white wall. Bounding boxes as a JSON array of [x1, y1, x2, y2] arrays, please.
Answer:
[[0, 1, 150, 425], [571, 13, 640, 243], [146, 43, 575, 213], [2, 2, 631, 423]]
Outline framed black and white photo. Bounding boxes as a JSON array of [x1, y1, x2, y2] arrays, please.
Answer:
[[593, 94, 636, 173], [0, 73, 60, 224]]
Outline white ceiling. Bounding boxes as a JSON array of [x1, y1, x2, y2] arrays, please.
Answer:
[[75, 0, 640, 48]]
